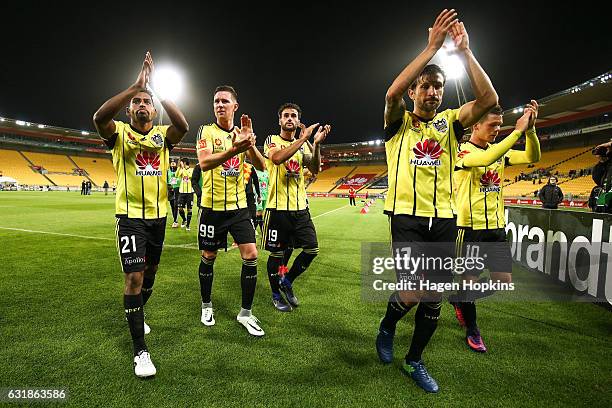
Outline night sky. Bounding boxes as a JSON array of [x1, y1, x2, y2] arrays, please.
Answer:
[[1, 1, 611, 144]]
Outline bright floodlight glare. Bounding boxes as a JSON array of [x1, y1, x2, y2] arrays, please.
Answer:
[[16, 120, 26, 126], [513, 109, 518, 114], [438, 49, 464, 80], [81, 131, 89, 136], [153, 66, 184, 102], [37, 124, 45, 129]]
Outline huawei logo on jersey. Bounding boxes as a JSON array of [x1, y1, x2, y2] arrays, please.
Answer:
[[284, 159, 301, 178], [135, 151, 163, 176], [479, 170, 501, 193], [410, 139, 443, 166], [221, 156, 240, 177]]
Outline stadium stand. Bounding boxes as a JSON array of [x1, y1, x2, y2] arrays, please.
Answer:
[[306, 165, 355, 193], [557, 176, 596, 197], [0, 149, 52, 185], [329, 164, 387, 193], [70, 156, 115, 186], [22, 151, 85, 187]]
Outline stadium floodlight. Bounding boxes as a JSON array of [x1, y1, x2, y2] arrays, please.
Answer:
[[437, 48, 464, 80], [0, 118, 5, 122], [513, 109, 519, 114], [152, 66, 184, 103], [16, 120, 26, 126], [37, 124, 45, 129], [81, 131, 89, 136]]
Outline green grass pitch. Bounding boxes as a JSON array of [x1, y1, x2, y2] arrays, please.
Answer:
[[0, 192, 610, 407]]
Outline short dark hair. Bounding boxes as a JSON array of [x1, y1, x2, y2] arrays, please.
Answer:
[[477, 104, 504, 123], [129, 89, 155, 108], [409, 64, 446, 90], [214, 85, 238, 102], [181, 157, 190, 166], [278, 102, 302, 119]]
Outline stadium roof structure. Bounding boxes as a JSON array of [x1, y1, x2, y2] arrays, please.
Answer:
[[1, 70, 611, 153], [499, 70, 612, 136]]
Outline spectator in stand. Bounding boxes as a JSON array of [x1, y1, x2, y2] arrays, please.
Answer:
[[538, 176, 563, 209]]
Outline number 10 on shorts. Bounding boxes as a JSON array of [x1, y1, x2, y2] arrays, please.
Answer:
[[200, 225, 214, 238]]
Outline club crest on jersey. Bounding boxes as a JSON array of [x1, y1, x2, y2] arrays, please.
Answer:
[[432, 118, 448, 133], [480, 170, 501, 192], [221, 156, 240, 177], [411, 117, 421, 132], [135, 151, 162, 176], [284, 159, 301, 178], [215, 138, 222, 146], [410, 139, 443, 166], [151, 133, 164, 147]]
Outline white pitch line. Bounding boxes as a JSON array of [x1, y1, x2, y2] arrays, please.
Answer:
[[0, 203, 353, 249], [0, 226, 194, 249], [312, 204, 351, 219]]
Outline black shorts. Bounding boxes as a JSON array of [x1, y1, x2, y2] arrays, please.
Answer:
[[115, 217, 166, 273], [167, 186, 179, 201], [198, 207, 255, 251], [456, 227, 512, 274], [177, 192, 193, 208], [262, 209, 318, 252], [390, 215, 457, 284]]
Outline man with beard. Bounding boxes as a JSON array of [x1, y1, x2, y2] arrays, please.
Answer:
[[93, 51, 189, 377], [375, 11, 498, 393], [262, 102, 331, 312]]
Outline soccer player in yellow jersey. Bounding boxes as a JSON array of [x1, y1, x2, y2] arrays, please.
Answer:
[[452, 102, 540, 352], [195, 86, 267, 336], [262, 103, 330, 312], [376, 10, 499, 393], [176, 157, 195, 231], [93, 52, 189, 378]]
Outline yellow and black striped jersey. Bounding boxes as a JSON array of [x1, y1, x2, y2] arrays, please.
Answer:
[[176, 167, 194, 194], [384, 109, 464, 218], [264, 135, 310, 211], [196, 123, 247, 211], [105, 121, 171, 219], [454, 139, 535, 230]]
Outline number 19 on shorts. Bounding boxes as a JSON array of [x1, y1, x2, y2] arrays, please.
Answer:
[[267, 229, 277, 242]]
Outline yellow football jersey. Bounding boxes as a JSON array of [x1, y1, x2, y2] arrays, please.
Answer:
[[176, 166, 194, 194], [264, 135, 309, 211], [106, 121, 171, 219], [455, 142, 528, 230], [196, 123, 247, 210], [384, 109, 464, 218]]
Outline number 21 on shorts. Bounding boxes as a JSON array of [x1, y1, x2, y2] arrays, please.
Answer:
[[120, 235, 136, 253]]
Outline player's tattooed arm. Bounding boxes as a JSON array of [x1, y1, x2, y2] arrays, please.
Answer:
[[384, 9, 457, 128], [450, 22, 498, 128], [93, 51, 154, 140], [268, 123, 319, 165], [304, 125, 331, 175]]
